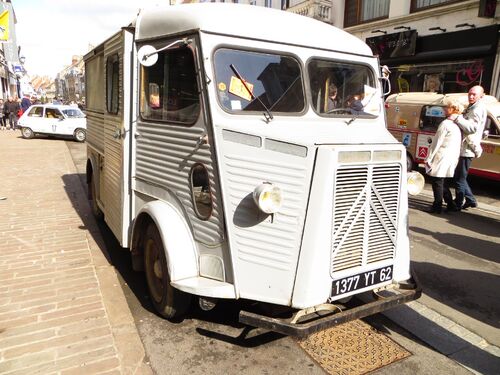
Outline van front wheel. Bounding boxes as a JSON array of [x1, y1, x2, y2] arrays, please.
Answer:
[[144, 223, 191, 319]]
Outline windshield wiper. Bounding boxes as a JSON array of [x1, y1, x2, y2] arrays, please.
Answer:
[[230, 64, 273, 123], [269, 75, 301, 112]]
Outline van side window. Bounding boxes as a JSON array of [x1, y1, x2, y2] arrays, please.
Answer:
[[140, 45, 200, 124], [106, 54, 120, 114], [420, 105, 445, 131], [190, 164, 213, 220], [213, 48, 304, 114], [484, 116, 500, 139]]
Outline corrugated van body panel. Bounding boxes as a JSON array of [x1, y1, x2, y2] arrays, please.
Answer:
[[102, 31, 128, 242], [135, 122, 225, 245], [215, 133, 312, 304], [86, 111, 105, 153]]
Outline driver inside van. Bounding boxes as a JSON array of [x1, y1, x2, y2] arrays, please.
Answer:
[[326, 83, 339, 112]]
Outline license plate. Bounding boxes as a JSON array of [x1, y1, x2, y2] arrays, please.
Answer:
[[331, 265, 393, 297]]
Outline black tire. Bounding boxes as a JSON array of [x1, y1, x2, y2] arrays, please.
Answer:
[[74, 128, 86, 142], [406, 153, 415, 172], [21, 127, 34, 139], [144, 223, 191, 319], [89, 173, 104, 220]]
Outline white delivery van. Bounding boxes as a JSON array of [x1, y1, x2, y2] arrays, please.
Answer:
[[84, 3, 422, 337]]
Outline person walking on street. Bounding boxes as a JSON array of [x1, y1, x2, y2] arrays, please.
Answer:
[[21, 93, 32, 113], [425, 98, 463, 214], [4, 96, 20, 130], [451, 85, 487, 210], [0, 99, 5, 130]]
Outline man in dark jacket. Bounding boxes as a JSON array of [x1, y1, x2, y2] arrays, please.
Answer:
[[4, 96, 20, 130], [21, 93, 32, 113]]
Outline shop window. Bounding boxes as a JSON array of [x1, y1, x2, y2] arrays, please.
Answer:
[[388, 59, 486, 95], [190, 164, 213, 220], [106, 54, 119, 114], [411, 0, 462, 13], [344, 0, 389, 27], [140, 43, 200, 124]]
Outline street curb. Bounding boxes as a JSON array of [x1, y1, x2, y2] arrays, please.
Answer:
[[383, 301, 500, 375], [63, 143, 153, 375]]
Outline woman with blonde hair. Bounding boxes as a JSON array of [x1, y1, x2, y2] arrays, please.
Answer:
[[425, 98, 463, 213]]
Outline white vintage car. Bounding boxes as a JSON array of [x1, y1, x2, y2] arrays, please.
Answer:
[[18, 104, 87, 142]]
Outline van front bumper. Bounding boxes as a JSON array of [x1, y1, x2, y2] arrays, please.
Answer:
[[239, 270, 421, 338]]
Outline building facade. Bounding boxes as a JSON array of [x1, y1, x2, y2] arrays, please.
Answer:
[[0, 0, 26, 100], [287, 0, 500, 97], [55, 55, 85, 103]]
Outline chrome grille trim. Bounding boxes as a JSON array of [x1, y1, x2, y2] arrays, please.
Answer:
[[331, 164, 401, 274]]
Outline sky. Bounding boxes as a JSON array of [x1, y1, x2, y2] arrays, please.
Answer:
[[12, 0, 166, 77]]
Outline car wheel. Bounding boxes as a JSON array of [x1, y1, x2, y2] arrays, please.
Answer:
[[144, 223, 191, 319], [74, 128, 86, 142], [89, 173, 104, 220], [21, 127, 34, 139]]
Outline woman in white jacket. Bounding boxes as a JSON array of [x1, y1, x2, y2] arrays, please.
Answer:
[[425, 98, 463, 213]]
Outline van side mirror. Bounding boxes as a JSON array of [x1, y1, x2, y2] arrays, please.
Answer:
[[379, 65, 391, 96], [379, 77, 391, 97], [137, 38, 191, 67]]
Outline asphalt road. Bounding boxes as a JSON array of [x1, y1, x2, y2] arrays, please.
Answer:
[[66, 140, 498, 374]]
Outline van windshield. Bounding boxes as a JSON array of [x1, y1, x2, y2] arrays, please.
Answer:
[[308, 59, 380, 118], [214, 48, 305, 114]]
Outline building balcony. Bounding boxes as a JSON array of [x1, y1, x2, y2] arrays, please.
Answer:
[[287, 0, 332, 24]]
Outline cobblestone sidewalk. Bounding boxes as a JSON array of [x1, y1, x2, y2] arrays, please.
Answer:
[[0, 131, 152, 375]]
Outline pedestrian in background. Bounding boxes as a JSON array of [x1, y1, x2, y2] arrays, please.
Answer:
[[0, 99, 5, 130], [451, 85, 487, 210], [21, 93, 32, 113], [4, 96, 20, 130], [425, 98, 463, 214]]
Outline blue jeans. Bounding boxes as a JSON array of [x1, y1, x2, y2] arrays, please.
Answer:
[[454, 156, 475, 207]]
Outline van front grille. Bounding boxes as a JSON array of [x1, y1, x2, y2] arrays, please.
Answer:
[[331, 164, 401, 274]]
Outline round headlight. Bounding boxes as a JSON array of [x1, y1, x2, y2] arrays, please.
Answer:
[[253, 183, 283, 214], [407, 171, 425, 196]]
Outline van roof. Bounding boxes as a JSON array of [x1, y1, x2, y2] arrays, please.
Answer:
[[135, 3, 373, 57], [385, 92, 499, 106]]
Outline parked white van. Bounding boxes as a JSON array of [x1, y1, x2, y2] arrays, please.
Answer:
[[18, 104, 87, 142], [84, 3, 422, 337]]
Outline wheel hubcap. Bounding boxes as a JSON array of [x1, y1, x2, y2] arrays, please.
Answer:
[[145, 239, 164, 303], [153, 259, 162, 279]]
